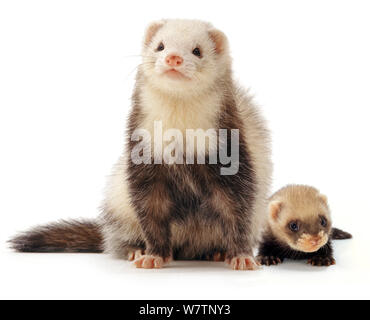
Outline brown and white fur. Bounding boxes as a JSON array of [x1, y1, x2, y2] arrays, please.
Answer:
[[257, 185, 352, 267], [9, 19, 272, 270]]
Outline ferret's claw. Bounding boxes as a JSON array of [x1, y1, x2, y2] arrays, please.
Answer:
[[128, 249, 145, 261], [257, 255, 283, 266], [226, 255, 260, 271], [308, 256, 336, 267], [134, 255, 164, 269], [133, 254, 172, 269]]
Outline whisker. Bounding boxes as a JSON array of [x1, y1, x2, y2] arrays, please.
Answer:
[[123, 54, 155, 59], [124, 62, 155, 78]]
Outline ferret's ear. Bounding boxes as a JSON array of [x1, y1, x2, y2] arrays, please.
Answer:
[[318, 194, 328, 205], [269, 201, 283, 221], [144, 21, 165, 46], [209, 29, 228, 55]]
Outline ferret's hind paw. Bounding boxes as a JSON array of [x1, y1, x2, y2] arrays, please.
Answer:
[[226, 255, 260, 271], [308, 256, 336, 267], [205, 252, 226, 262], [257, 255, 283, 266], [134, 255, 171, 269]]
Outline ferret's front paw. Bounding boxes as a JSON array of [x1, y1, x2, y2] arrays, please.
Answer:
[[257, 255, 283, 266], [128, 249, 145, 261], [226, 255, 260, 271], [134, 255, 171, 269], [308, 256, 336, 267]]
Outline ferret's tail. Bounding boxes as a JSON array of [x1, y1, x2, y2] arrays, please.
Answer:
[[331, 227, 353, 240], [8, 219, 103, 253]]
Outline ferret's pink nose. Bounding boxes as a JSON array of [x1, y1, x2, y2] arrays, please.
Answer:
[[166, 55, 183, 67]]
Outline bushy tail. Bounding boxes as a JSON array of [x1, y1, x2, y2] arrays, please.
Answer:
[[331, 227, 352, 240], [9, 219, 103, 253]]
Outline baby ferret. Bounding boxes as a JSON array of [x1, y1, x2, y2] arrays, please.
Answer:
[[257, 185, 352, 267]]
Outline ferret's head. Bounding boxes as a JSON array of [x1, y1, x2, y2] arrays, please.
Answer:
[[268, 185, 332, 253], [140, 19, 231, 97]]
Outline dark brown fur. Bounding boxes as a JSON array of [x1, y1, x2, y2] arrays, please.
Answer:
[[9, 220, 103, 253], [125, 76, 257, 260], [8, 83, 259, 259], [331, 227, 352, 240]]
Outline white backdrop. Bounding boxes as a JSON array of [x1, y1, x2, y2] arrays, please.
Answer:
[[0, 0, 369, 299]]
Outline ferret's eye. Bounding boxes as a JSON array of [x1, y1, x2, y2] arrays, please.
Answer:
[[157, 43, 165, 52], [289, 222, 300, 232], [192, 48, 202, 57], [320, 217, 327, 227]]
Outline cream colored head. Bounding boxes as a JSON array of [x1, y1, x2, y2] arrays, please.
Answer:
[[268, 185, 332, 253], [140, 19, 231, 98]]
